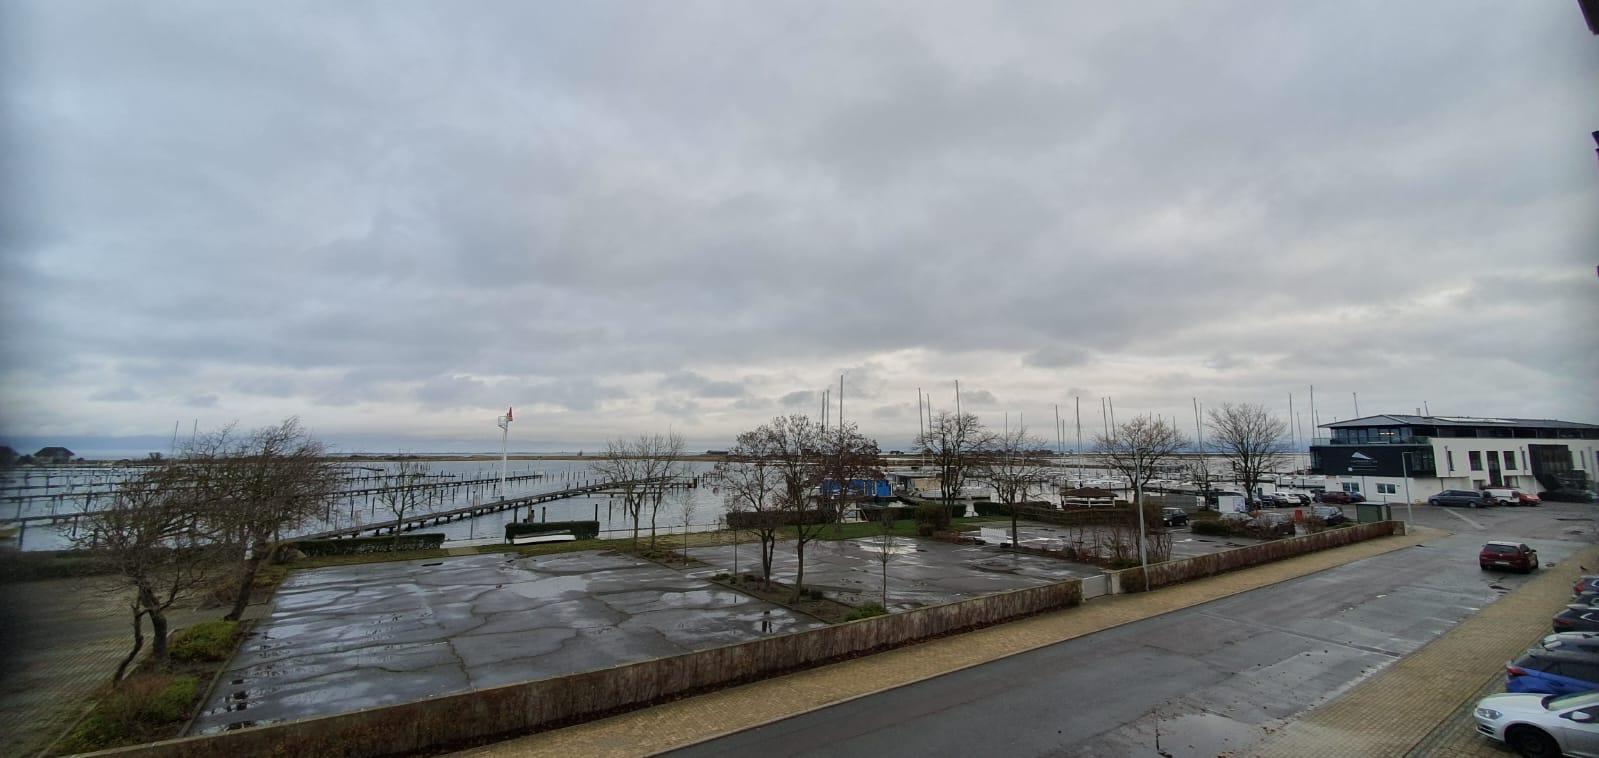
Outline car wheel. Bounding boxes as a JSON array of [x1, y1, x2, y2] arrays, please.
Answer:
[[1506, 725, 1560, 758]]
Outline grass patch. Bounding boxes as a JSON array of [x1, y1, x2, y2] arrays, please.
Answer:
[[843, 603, 888, 621], [711, 574, 861, 624], [54, 674, 199, 755], [169, 620, 240, 663]]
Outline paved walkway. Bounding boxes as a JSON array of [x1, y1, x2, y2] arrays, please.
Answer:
[[1254, 543, 1599, 758], [458, 526, 1442, 757]]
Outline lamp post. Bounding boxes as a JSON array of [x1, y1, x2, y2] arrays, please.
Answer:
[[1400, 452, 1414, 527]]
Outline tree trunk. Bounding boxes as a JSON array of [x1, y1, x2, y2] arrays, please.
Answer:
[[760, 535, 776, 589], [113, 605, 146, 684], [225, 539, 267, 621], [139, 585, 171, 665], [1011, 506, 1020, 551], [792, 542, 806, 600]]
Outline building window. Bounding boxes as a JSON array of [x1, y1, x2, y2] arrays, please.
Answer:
[[1469, 451, 1482, 471], [1504, 451, 1516, 470], [1342, 482, 1361, 494], [1377, 483, 1397, 494]]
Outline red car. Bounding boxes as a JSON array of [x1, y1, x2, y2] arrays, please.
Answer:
[[1480, 541, 1540, 573], [1517, 491, 1543, 506]]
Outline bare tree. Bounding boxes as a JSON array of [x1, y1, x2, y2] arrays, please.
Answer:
[[875, 507, 896, 608], [918, 411, 995, 504], [714, 430, 784, 588], [799, 419, 878, 600], [196, 418, 341, 621], [74, 465, 217, 681], [1094, 415, 1190, 505], [1207, 402, 1290, 509], [591, 431, 686, 549], [1096, 415, 1190, 588], [376, 459, 438, 545], [975, 425, 1051, 549], [755, 414, 825, 600], [677, 488, 698, 565]]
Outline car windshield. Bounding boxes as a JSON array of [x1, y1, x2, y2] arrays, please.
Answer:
[[1486, 545, 1518, 554]]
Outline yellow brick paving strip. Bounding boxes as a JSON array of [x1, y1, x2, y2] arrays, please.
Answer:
[[458, 526, 1444, 758], [1253, 543, 1599, 758]]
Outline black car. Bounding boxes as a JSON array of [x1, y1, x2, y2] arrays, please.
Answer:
[[1161, 507, 1189, 527], [1553, 605, 1599, 633], [1429, 489, 1493, 508], [1542, 489, 1598, 504], [1576, 576, 1599, 597]]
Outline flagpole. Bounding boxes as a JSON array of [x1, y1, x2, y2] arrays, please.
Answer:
[[497, 407, 513, 500]]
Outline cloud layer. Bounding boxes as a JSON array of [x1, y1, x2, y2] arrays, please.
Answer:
[[2, 1, 1596, 453]]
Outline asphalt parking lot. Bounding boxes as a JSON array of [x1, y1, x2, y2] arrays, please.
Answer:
[[689, 535, 1104, 611], [192, 550, 824, 734]]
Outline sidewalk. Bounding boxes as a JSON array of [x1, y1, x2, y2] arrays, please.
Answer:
[[1253, 543, 1599, 758], [457, 525, 1443, 758]]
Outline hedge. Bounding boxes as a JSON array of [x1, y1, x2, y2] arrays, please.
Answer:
[[292, 533, 446, 556], [505, 520, 600, 542]]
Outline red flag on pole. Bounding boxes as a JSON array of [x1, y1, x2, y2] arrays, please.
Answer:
[[507, 407, 513, 422]]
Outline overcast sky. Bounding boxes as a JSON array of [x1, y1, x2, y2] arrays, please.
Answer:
[[2, 1, 1596, 455]]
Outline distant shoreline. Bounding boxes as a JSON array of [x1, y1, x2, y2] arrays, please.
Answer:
[[334, 453, 732, 463]]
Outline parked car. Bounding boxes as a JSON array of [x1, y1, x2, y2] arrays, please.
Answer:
[[1541, 632, 1599, 656], [1543, 489, 1598, 504], [1247, 511, 1296, 538], [1480, 541, 1540, 573], [1554, 605, 1599, 633], [1473, 690, 1599, 757], [1484, 487, 1523, 507], [1310, 505, 1348, 526], [1315, 491, 1356, 505], [1254, 493, 1289, 508], [1275, 492, 1311, 506], [1576, 576, 1599, 597], [1507, 649, 1599, 695], [1430, 489, 1494, 508], [1160, 507, 1189, 527], [1517, 491, 1543, 506]]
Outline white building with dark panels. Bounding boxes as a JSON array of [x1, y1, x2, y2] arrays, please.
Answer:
[[1308, 415, 1599, 503]]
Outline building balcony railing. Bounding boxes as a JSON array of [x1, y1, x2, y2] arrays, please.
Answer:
[[1311, 436, 1431, 446]]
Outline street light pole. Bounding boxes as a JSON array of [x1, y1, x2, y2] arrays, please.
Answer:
[[1135, 453, 1149, 592]]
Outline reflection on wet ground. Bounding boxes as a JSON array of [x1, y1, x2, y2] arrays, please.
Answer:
[[689, 533, 1106, 611], [192, 550, 824, 733]]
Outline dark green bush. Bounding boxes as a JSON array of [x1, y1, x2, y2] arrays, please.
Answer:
[[169, 620, 239, 663], [1190, 520, 1233, 537], [292, 533, 445, 556], [844, 603, 887, 621], [915, 502, 952, 532], [504, 520, 600, 541]]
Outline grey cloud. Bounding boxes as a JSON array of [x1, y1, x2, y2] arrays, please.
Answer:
[[185, 393, 219, 408], [780, 390, 817, 409], [2, 1, 1594, 447], [91, 387, 143, 403], [1024, 346, 1091, 369], [659, 371, 745, 399]]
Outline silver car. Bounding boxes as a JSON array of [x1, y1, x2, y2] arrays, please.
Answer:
[[1475, 690, 1599, 757]]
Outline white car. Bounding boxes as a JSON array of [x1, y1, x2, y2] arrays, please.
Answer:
[[1475, 690, 1599, 757]]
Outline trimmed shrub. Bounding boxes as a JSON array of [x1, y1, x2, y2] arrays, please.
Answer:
[[169, 620, 240, 663], [504, 520, 601, 542], [292, 533, 445, 556], [915, 502, 952, 532], [1190, 520, 1233, 537], [844, 603, 887, 621]]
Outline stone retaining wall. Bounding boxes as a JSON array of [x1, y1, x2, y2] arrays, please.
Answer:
[[1109, 520, 1402, 593]]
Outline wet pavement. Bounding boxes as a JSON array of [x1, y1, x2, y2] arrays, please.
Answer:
[[688, 535, 1103, 611], [192, 550, 824, 733]]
